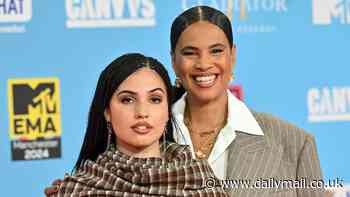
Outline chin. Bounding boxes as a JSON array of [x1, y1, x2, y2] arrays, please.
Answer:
[[131, 137, 160, 147], [131, 140, 154, 147], [190, 88, 225, 103]]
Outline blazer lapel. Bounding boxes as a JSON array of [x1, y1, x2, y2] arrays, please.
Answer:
[[226, 131, 283, 184]]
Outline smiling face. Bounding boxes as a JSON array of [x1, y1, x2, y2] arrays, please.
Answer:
[[172, 21, 235, 103], [104, 68, 169, 157]]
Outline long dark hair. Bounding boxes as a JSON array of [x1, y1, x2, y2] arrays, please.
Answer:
[[74, 53, 175, 171], [170, 6, 234, 100]]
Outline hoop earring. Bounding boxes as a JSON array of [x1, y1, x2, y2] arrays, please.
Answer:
[[106, 121, 113, 151], [175, 77, 182, 88]]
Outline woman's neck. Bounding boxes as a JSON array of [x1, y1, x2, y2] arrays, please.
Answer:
[[185, 92, 228, 131], [116, 142, 161, 158]]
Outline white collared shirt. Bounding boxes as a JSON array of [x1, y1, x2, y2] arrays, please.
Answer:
[[172, 90, 264, 179]]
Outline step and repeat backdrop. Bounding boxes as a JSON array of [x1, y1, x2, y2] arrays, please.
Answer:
[[1, 0, 349, 196]]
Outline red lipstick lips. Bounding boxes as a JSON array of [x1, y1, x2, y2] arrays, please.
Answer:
[[131, 121, 153, 134]]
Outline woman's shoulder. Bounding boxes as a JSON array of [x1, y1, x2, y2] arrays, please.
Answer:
[[251, 111, 316, 154], [163, 143, 193, 161], [164, 142, 191, 154], [252, 111, 310, 137]]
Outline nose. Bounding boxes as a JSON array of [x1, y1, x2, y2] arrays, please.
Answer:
[[195, 52, 213, 70], [135, 103, 149, 119]]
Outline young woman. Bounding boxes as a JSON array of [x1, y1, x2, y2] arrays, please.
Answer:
[[170, 6, 324, 197], [46, 53, 228, 196]]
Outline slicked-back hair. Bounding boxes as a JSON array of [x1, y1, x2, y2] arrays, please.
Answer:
[[170, 5, 233, 53]]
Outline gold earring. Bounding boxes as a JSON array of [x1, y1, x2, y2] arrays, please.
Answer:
[[230, 74, 235, 81], [175, 77, 182, 88]]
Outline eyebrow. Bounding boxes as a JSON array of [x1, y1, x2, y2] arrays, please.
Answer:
[[149, 88, 165, 93], [209, 43, 226, 49], [181, 43, 226, 52], [180, 46, 197, 52], [116, 88, 165, 96]]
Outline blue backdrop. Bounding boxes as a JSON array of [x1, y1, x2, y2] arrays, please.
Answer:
[[1, 0, 349, 196]]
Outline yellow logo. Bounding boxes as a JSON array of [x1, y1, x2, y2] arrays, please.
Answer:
[[8, 78, 62, 140]]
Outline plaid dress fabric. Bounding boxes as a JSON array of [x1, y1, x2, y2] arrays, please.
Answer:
[[53, 143, 228, 197]]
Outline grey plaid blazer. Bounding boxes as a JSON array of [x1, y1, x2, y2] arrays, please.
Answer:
[[225, 112, 324, 197]]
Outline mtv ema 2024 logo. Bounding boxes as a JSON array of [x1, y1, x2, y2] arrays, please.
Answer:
[[0, 0, 32, 33], [307, 86, 350, 122], [182, 0, 288, 33], [65, 0, 155, 28], [8, 78, 62, 161], [312, 0, 350, 25]]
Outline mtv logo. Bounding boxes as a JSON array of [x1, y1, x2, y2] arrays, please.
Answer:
[[312, 0, 350, 24], [0, 0, 32, 23], [7, 78, 62, 140]]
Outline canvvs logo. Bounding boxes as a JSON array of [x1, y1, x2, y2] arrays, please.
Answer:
[[65, 0, 155, 28], [307, 86, 350, 122], [312, 0, 350, 25], [8, 78, 62, 161], [0, 0, 32, 33]]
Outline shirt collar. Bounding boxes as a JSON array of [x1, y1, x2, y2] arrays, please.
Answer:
[[172, 90, 264, 136], [226, 90, 263, 135]]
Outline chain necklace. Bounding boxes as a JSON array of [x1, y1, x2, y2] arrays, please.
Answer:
[[184, 104, 227, 160]]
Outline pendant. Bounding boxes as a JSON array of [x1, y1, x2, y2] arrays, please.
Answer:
[[195, 150, 206, 159]]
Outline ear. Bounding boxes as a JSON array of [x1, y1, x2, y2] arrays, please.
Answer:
[[104, 109, 111, 122], [171, 51, 180, 77]]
